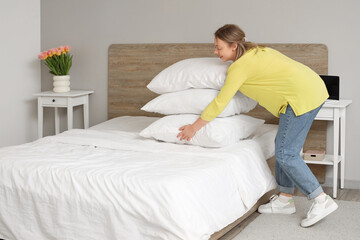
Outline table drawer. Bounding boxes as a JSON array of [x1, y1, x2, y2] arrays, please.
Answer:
[[316, 108, 333, 119], [41, 97, 67, 106]]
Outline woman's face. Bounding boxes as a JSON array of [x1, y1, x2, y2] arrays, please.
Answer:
[[214, 37, 237, 62]]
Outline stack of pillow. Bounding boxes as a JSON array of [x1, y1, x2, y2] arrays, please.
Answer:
[[139, 58, 264, 148]]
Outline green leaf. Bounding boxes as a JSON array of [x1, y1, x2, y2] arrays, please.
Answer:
[[45, 59, 58, 75], [43, 52, 72, 76]]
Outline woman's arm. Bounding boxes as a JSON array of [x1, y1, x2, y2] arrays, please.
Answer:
[[200, 64, 247, 122], [177, 62, 247, 141], [177, 117, 208, 141]]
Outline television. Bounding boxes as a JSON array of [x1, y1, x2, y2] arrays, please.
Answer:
[[319, 75, 340, 100]]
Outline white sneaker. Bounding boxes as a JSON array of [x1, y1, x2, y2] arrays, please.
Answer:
[[258, 194, 296, 214], [300, 195, 338, 228]]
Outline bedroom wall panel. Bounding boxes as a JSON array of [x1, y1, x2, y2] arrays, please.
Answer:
[[0, 0, 40, 147]]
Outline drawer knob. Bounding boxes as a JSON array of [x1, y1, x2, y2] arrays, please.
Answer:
[[52, 99, 55, 102]]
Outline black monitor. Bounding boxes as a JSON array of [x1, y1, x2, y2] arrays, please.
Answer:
[[319, 75, 340, 100]]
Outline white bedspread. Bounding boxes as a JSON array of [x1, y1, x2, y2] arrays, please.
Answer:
[[0, 119, 277, 240]]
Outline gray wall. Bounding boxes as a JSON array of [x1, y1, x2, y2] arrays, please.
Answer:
[[41, 0, 360, 187], [0, 0, 40, 147]]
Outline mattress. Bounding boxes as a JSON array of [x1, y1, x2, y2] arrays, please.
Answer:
[[0, 116, 277, 240]]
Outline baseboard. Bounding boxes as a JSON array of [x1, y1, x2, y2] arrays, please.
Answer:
[[322, 178, 360, 189]]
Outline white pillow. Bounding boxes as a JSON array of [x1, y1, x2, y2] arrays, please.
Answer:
[[139, 114, 265, 148], [147, 58, 232, 94], [141, 89, 257, 116]]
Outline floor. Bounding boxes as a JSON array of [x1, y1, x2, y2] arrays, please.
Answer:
[[219, 186, 360, 240]]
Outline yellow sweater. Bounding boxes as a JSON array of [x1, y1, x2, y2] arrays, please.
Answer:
[[200, 47, 329, 121]]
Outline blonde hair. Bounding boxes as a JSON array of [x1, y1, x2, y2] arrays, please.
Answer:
[[215, 24, 264, 60]]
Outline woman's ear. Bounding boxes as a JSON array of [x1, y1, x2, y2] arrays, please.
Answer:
[[231, 42, 238, 51]]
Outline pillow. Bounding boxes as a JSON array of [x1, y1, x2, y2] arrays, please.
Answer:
[[141, 89, 257, 116], [139, 114, 265, 148], [147, 58, 232, 94]]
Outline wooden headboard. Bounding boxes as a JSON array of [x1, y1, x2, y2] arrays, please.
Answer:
[[108, 43, 328, 182], [108, 43, 328, 120]]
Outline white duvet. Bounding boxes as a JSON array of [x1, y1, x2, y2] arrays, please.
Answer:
[[0, 117, 277, 240]]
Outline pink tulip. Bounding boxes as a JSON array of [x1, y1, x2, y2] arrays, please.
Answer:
[[58, 46, 65, 53], [47, 49, 53, 57], [64, 46, 70, 52], [55, 48, 61, 56], [38, 52, 48, 60]]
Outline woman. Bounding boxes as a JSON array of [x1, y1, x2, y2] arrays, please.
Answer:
[[177, 24, 338, 227]]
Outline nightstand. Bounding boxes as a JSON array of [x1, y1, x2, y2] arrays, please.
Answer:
[[304, 99, 352, 198], [34, 90, 94, 138]]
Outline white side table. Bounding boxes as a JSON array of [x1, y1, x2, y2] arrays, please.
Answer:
[[34, 90, 94, 138], [304, 99, 352, 198]]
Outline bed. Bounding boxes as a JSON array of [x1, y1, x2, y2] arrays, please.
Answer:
[[0, 43, 328, 240]]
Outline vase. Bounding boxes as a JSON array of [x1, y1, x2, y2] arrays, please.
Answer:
[[53, 75, 70, 93]]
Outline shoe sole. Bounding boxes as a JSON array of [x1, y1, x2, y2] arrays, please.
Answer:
[[258, 207, 296, 214], [300, 202, 338, 228]]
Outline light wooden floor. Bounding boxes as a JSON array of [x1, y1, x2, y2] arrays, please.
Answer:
[[219, 187, 360, 240]]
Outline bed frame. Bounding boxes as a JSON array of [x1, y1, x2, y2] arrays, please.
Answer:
[[108, 43, 328, 239]]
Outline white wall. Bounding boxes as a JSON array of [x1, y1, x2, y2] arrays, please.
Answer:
[[40, 0, 360, 187], [0, 0, 41, 147]]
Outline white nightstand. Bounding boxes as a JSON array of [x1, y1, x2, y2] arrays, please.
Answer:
[[34, 90, 94, 138], [304, 99, 352, 198]]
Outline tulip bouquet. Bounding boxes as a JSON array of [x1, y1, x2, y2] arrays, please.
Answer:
[[38, 46, 73, 76]]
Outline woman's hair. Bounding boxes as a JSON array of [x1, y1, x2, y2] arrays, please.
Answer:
[[215, 24, 264, 60]]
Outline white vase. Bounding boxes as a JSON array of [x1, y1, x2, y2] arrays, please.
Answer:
[[53, 75, 70, 93]]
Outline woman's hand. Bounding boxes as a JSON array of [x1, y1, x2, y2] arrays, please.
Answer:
[[176, 117, 209, 141], [177, 124, 196, 141]]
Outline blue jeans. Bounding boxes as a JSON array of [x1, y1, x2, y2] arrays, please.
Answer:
[[275, 104, 324, 200]]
